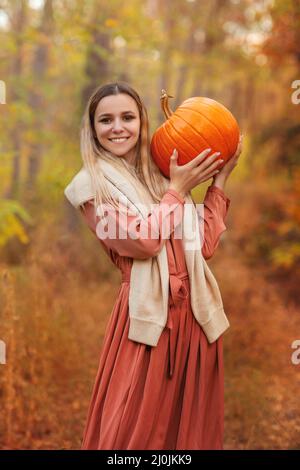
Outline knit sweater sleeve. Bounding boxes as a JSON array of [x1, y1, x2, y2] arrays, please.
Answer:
[[79, 189, 185, 260], [201, 184, 231, 260]]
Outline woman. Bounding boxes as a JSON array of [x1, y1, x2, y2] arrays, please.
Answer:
[[64, 81, 243, 450]]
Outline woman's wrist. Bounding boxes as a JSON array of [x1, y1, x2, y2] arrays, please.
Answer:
[[168, 184, 186, 199], [211, 174, 227, 191]]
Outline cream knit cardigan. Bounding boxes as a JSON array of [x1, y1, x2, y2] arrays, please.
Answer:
[[64, 158, 230, 347]]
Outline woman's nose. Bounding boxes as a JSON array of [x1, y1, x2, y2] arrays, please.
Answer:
[[112, 119, 124, 132]]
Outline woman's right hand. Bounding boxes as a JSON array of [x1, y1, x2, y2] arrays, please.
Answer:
[[168, 148, 223, 198]]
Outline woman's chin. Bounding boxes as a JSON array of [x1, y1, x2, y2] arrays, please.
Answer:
[[111, 147, 136, 158], [100, 145, 129, 157]]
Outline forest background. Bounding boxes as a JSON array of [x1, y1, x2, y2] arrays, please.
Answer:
[[0, 0, 300, 449]]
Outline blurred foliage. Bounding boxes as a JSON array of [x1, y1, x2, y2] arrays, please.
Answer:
[[0, 199, 33, 246], [0, 0, 298, 271]]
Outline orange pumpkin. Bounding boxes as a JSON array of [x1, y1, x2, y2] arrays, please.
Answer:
[[150, 90, 240, 178]]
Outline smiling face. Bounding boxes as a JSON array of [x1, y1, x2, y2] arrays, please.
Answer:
[[94, 93, 141, 166]]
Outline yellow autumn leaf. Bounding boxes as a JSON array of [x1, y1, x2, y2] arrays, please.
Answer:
[[104, 18, 118, 28]]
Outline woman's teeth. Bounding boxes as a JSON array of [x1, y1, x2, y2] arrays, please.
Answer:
[[109, 137, 129, 143]]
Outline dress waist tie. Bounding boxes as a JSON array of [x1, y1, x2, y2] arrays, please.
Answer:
[[167, 271, 189, 378]]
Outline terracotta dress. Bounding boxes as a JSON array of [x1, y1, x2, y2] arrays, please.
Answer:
[[79, 184, 230, 450]]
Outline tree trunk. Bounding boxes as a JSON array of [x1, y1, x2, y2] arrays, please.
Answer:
[[5, 0, 27, 200], [25, 0, 54, 202]]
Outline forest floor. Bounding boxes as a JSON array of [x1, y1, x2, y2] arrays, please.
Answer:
[[1, 183, 300, 450]]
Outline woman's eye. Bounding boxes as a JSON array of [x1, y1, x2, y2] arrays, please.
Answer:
[[99, 116, 135, 124]]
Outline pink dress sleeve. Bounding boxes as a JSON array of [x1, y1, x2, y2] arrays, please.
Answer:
[[201, 184, 231, 259], [79, 189, 185, 260]]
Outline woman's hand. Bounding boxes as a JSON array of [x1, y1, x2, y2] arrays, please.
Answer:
[[168, 147, 224, 198], [211, 134, 243, 191]]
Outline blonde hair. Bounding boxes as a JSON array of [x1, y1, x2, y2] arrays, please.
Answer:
[[80, 81, 169, 219]]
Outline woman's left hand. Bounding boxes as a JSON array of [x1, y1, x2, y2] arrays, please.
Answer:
[[215, 133, 243, 181]]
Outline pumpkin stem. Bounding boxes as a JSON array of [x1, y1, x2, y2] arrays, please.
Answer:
[[160, 89, 174, 119]]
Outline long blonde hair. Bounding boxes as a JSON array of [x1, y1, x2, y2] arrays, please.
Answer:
[[80, 81, 169, 219]]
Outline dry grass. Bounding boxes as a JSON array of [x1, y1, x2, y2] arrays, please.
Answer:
[[0, 222, 120, 449], [215, 181, 300, 449]]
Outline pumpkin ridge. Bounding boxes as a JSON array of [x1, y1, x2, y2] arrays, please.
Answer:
[[156, 126, 172, 156], [160, 123, 179, 153], [178, 106, 231, 155], [181, 100, 237, 136], [167, 114, 208, 154], [154, 126, 174, 173]]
